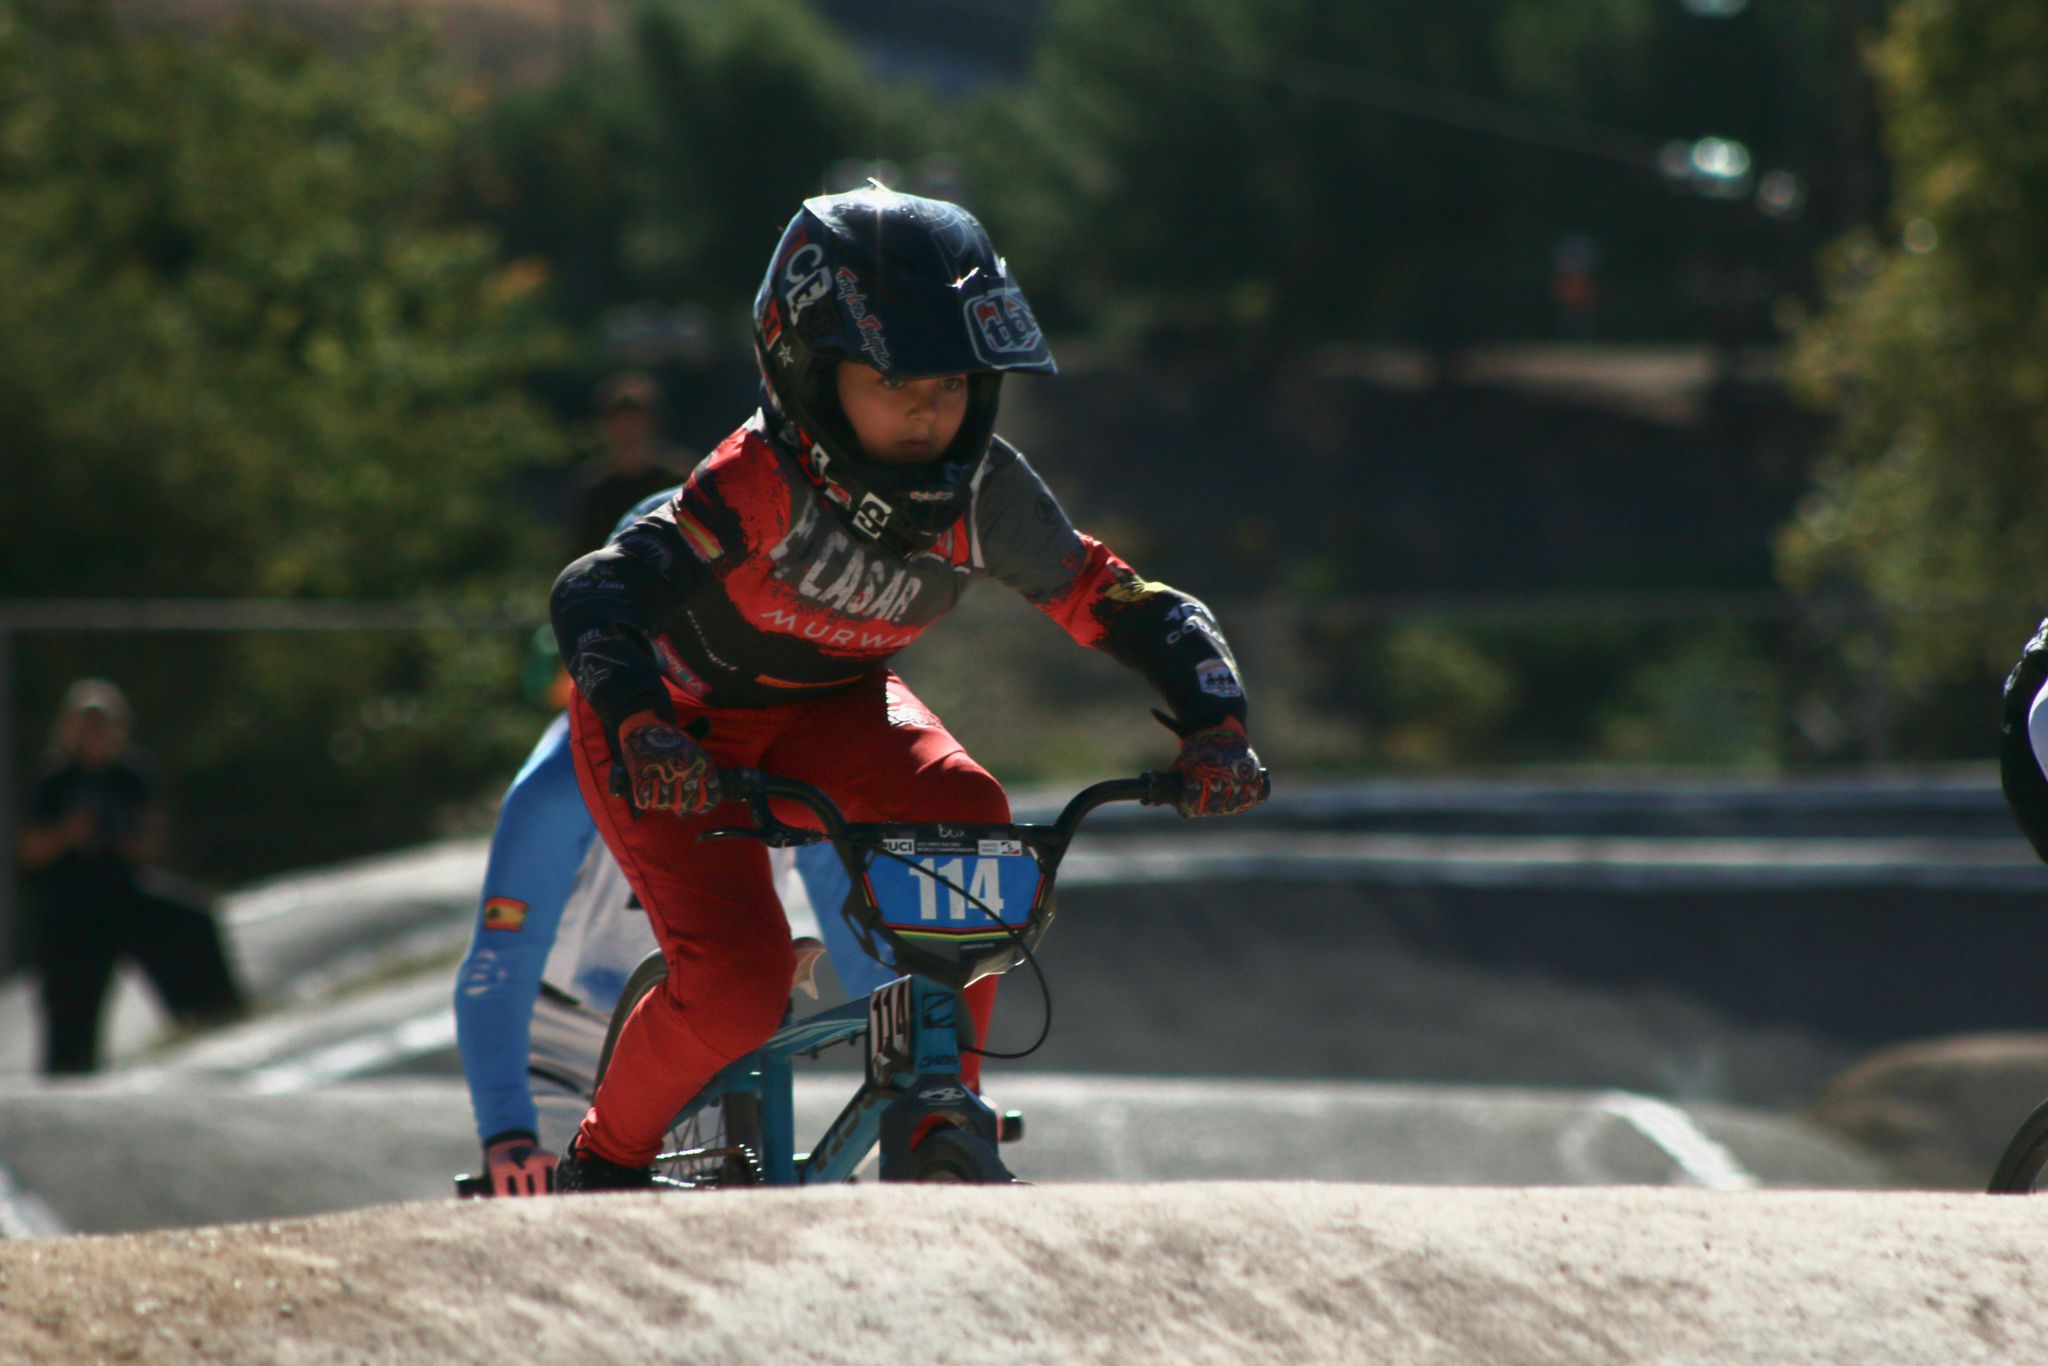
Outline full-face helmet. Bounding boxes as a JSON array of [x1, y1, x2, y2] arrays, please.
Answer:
[[753, 184, 1057, 557]]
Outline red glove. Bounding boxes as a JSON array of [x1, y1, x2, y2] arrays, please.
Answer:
[[1170, 716, 1266, 818], [484, 1130, 556, 1197], [616, 710, 721, 816]]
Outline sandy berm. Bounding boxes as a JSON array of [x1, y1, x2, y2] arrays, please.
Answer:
[[5, 1182, 2047, 1363]]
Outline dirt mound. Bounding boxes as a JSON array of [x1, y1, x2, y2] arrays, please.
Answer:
[[1808, 1032, 2048, 1188], [4, 1183, 2043, 1364]]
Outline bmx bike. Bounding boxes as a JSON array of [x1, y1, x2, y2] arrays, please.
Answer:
[[578, 765, 1243, 1187]]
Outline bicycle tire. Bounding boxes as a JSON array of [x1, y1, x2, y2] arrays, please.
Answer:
[[1988, 1097, 2048, 1193], [906, 1128, 1015, 1184], [596, 950, 762, 1189]]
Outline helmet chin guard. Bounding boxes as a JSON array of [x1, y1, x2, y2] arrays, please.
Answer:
[[754, 184, 1055, 557]]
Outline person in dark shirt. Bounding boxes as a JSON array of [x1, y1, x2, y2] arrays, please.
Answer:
[[17, 679, 246, 1074], [566, 372, 695, 557], [546, 186, 1267, 1191]]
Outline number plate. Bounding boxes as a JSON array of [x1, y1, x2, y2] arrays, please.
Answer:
[[867, 977, 915, 1085], [863, 849, 1043, 935]]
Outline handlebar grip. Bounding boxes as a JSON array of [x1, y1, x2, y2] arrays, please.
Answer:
[[1141, 771, 1183, 807], [719, 767, 763, 802], [1138, 768, 1271, 808]]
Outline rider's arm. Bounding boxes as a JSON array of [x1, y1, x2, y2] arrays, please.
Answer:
[[549, 454, 759, 746], [453, 714, 599, 1146], [969, 440, 1250, 737], [550, 525, 694, 740]]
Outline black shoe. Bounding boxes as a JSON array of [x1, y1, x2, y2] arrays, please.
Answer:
[[555, 1141, 655, 1193]]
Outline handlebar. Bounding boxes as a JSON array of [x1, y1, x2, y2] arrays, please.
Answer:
[[714, 765, 1270, 853], [708, 765, 1269, 991], [718, 768, 1184, 850], [717, 771, 853, 844]]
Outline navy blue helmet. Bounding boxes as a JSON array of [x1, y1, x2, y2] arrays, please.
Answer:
[[754, 185, 1057, 557]]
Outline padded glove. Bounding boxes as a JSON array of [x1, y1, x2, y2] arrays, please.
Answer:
[[1170, 715, 1266, 818], [484, 1130, 556, 1197], [616, 710, 721, 816]]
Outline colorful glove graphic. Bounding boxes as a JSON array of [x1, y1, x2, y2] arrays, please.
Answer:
[[616, 710, 721, 816], [1170, 715, 1266, 818]]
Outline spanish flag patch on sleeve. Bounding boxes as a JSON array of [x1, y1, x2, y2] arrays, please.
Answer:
[[675, 509, 723, 562], [483, 897, 529, 932]]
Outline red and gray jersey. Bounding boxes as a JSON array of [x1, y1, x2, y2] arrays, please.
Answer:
[[551, 414, 1249, 739]]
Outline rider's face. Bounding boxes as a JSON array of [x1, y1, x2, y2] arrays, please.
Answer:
[[834, 362, 970, 464]]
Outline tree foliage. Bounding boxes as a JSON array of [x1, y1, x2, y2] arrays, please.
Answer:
[[0, 3, 564, 598], [954, 0, 1870, 354], [472, 0, 938, 331], [1781, 0, 2048, 682], [0, 2, 570, 877]]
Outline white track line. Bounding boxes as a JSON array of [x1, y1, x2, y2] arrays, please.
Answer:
[[1598, 1091, 1758, 1189], [243, 1010, 457, 1095]]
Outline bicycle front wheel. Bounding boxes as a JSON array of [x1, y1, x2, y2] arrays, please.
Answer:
[[597, 950, 762, 1189], [906, 1128, 1015, 1184]]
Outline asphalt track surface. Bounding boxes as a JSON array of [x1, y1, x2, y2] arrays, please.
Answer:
[[0, 1068, 1891, 1238]]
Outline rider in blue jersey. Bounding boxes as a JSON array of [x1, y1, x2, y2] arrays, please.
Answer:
[[453, 489, 878, 1196]]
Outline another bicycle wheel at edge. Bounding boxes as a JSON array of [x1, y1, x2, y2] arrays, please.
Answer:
[[1988, 1097, 2048, 1193], [595, 950, 762, 1189]]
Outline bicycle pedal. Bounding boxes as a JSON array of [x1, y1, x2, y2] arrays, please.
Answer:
[[999, 1109, 1025, 1144]]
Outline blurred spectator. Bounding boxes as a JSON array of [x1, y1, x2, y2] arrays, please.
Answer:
[[568, 372, 695, 555], [16, 680, 247, 1074]]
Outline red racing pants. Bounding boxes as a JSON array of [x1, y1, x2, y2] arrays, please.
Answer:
[[568, 669, 1006, 1167]]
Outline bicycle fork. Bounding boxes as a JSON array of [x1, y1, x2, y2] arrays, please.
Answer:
[[782, 975, 1001, 1183]]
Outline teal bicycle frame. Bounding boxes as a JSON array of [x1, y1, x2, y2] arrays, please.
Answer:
[[669, 767, 1191, 1185]]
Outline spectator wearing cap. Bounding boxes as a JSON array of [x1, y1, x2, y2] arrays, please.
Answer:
[[568, 372, 696, 556], [17, 679, 247, 1073]]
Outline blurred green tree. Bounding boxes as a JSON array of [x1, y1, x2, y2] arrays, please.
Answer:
[[961, 0, 1509, 353], [954, 0, 1874, 356], [0, 2, 570, 877], [472, 0, 936, 332], [1780, 0, 2048, 688]]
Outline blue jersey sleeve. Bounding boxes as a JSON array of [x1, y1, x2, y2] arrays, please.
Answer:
[[452, 713, 598, 1145], [614, 484, 681, 538], [793, 842, 903, 999]]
